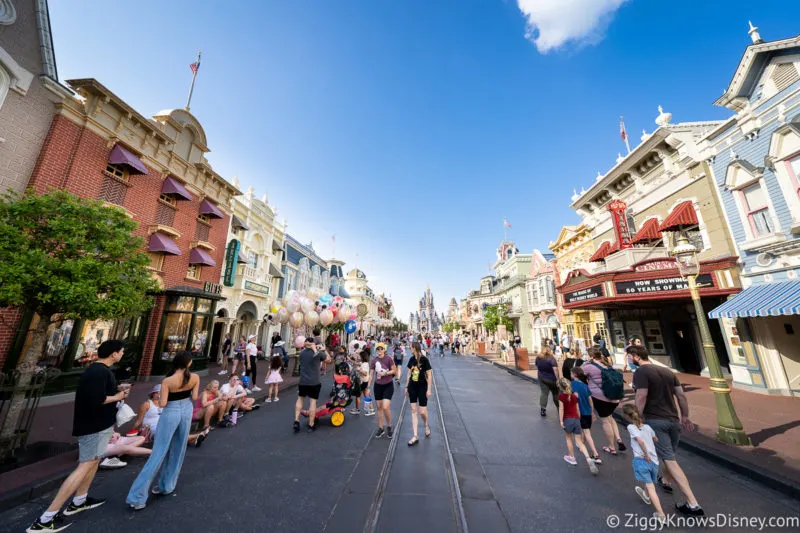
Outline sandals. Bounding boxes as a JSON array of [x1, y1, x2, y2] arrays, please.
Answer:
[[616, 439, 627, 451], [425, 426, 431, 438], [602, 446, 618, 456], [408, 437, 419, 447]]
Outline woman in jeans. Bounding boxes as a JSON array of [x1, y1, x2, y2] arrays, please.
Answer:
[[535, 347, 559, 417], [127, 351, 198, 509]]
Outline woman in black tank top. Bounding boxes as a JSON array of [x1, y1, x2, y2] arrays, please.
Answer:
[[127, 352, 199, 509]]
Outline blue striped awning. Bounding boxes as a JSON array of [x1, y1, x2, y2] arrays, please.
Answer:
[[708, 280, 800, 319]]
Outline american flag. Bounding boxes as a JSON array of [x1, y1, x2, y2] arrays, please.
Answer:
[[190, 61, 200, 75], [620, 116, 628, 142], [503, 218, 512, 228]]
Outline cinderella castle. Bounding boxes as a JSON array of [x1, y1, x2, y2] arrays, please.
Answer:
[[409, 285, 444, 332]]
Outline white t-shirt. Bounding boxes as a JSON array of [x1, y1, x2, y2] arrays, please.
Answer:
[[359, 362, 369, 379], [221, 383, 246, 397], [246, 342, 257, 357], [627, 423, 659, 464]]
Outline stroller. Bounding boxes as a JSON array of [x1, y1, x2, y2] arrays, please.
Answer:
[[301, 363, 355, 427]]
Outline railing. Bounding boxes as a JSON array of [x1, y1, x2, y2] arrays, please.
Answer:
[[0, 367, 60, 461]]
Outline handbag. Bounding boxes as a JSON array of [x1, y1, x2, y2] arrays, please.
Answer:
[[116, 401, 135, 427]]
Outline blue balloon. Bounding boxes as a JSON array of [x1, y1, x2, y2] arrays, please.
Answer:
[[345, 320, 357, 334], [320, 293, 333, 305]]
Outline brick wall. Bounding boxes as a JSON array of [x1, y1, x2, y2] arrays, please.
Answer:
[[139, 295, 165, 377], [0, 307, 23, 368]]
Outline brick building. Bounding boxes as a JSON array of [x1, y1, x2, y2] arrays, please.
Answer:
[[1, 78, 240, 394]]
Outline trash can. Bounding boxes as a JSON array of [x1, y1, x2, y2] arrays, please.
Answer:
[[477, 341, 486, 355], [515, 348, 530, 371]]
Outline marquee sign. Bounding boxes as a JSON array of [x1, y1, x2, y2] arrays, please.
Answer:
[[615, 274, 713, 295], [564, 285, 604, 304], [223, 239, 240, 287]]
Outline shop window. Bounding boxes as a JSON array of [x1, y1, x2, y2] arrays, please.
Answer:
[[160, 313, 192, 362], [186, 264, 202, 280], [169, 296, 196, 312], [596, 323, 608, 343], [740, 183, 774, 236], [149, 253, 164, 271]]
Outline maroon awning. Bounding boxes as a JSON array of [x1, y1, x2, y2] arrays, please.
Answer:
[[189, 247, 217, 266], [660, 201, 698, 232], [108, 144, 149, 175], [589, 241, 613, 262], [631, 218, 663, 244], [148, 233, 181, 255], [199, 199, 224, 219], [161, 176, 192, 201]]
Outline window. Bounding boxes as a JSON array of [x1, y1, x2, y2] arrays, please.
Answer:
[[538, 279, 545, 298], [186, 264, 201, 280], [788, 156, 800, 200], [159, 193, 177, 206], [287, 270, 296, 291], [194, 222, 209, 242], [626, 209, 636, 234], [198, 214, 210, 223], [0, 64, 8, 112], [546, 277, 554, 301], [105, 163, 128, 182], [740, 183, 774, 236], [248, 251, 258, 269], [149, 253, 164, 271]]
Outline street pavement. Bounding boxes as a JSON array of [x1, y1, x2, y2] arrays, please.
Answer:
[[1, 351, 798, 533]]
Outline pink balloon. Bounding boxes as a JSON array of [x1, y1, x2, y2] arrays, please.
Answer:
[[295, 335, 305, 348], [349, 313, 357, 321], [319, 309, 334, 326]]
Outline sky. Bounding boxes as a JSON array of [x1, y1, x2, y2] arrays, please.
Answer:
[[48, 0, 800, 320]]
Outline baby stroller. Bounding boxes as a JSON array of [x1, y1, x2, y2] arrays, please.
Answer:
[[301, 363, 354, 427]]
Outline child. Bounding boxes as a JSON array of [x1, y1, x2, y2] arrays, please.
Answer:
[[265, 354, 284, 403], [352, 350, 375, 416], [571, 366, 602, 464], [557, 378, 599, 475], [622, 404, 665, 520]]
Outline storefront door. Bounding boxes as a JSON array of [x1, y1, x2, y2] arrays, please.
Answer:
[[673, 322, 701, 374]]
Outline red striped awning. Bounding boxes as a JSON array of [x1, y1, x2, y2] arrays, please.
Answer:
[[660, 201, 698, 232], [589, 241, 613, 262], [631, 218, 663, 244]]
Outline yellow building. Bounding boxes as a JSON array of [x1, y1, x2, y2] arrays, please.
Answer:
[[549, 223, 607, 352]]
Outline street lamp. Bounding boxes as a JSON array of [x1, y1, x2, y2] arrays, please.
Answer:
[[670, 233, 751, 446]]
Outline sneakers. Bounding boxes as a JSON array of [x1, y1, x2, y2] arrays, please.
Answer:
[[563, 455, 577, 466], [252, 386, 262, 392], [265, 398, 272, 403], [306, 424, 316, 433], [293, 420, 300, 433], [676, 503, 705, 516], [387, 426, 393, 440], [592, 455, 603, 465], [26, 514, 71, 532], [99, 457, 126, 469], [273, 397, 279, 402], [218, 370, 228, 375], [63, 497, 106, 516], [375, 427, 386, 439], [658, 477, 674, 494], [349, 408, 361, 415], [587, 459, 599, 475], [364, 409, 376, 417], [540, 408, 546, 417], [616, 440, 627, 452], [635, 486, 651, 505], [251, 404, 260, 410]]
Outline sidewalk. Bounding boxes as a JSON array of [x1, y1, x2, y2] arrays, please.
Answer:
[[0, 358, 299, 510], [476, 352, 800, 498]]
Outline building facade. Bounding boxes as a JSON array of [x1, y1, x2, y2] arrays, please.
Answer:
[[213, 184, 285, 358], [2, 78, 239, 393], [344, 268, 379, 334], [701, 27, 800, 395], [557, 107, 741, 375], [277, 235, 329, 340], [526, 249, 559, 350]]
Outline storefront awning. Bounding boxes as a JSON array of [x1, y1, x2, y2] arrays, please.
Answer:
[[708, 281, 800, 318], [630, 218, 663, 244], [231, 214, 249, 231], [161, 176, 193, 201], [189, 247, 217, 267], [108, 144, 149, 175], [199, 199, 224, 219], [660, 201, 698, 232], [268, 263, 284, 278], [589, 241, 613, 262], [148, 233, 181, 255]]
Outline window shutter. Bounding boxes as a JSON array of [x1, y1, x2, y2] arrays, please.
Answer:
[[771, 62, 800, 93]]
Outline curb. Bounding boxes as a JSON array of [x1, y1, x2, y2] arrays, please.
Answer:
[[0, 381, 300, 513], [475, 354, 800, 500]]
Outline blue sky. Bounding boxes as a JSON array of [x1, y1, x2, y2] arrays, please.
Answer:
[[49, 1, 799, 319]]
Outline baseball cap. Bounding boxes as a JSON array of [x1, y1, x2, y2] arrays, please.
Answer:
[[305, 336, 316, 343], [150, 384, 161, 395], [376, 343, 387, 351], [248, 334, 256, 340]]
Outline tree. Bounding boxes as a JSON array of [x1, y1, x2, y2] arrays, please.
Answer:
[[483, 305, 513, 334], [0, 190, 159, 455]]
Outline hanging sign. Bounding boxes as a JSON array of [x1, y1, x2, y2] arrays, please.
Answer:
[[223, 239, 240, 287], [563, 285, 604, 304]]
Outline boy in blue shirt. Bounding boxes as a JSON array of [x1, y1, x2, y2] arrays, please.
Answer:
[[571, 366, 602, 464]]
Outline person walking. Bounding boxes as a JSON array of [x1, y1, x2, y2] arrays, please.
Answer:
[[405, 342, 432, 446], [622, 404, 666, 521], [570, 366, 602, 464], [628, 345, 704, 516], [294, 338, 330, 433], [245, 335, 261, 393], [231, 336, 246, 377], [557, 378, 599, 475], [27, 341, 129, 532], [218, 333, 232, 375], [393, 342, 405, 384], [583, 347, 626, 456], [370, 343, 396, 439], [561, 348, 584, 381], [535, 347, 559, 417], [127, 351, 199, 510], [265, 354, 284, 403]]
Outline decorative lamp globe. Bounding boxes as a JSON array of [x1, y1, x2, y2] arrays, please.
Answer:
[[671, 234, 699, 277]]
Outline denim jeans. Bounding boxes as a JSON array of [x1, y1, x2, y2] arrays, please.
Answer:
[[126, 398, 192, 505]]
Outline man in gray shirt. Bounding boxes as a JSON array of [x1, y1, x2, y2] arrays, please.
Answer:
[[294, 337, 331, 433]]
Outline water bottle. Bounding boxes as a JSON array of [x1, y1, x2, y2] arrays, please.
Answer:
[[231, 408, 239, 425], [364, 397, 373, 413]]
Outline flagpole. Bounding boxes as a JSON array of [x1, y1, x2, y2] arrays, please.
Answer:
[[621, 116, 632, 154], [186, 50, 201, 111], [624, 134, 631, 154], [503, 219, 507, 241]]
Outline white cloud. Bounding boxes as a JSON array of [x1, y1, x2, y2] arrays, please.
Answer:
[[516, 0, 629, 53]]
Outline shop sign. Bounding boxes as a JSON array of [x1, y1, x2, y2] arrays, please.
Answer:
[[635, 260, 677, 272], [204, 281, 222, 295], [615, 274, 712, 295], [223, 239, 240, 287], [564, 285, 604, 304], [244, 280, 270, 295]]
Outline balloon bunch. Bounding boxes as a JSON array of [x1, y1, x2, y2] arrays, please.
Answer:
[[263, 288, 360, 338]]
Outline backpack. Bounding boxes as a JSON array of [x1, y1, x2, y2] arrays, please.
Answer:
[[590, 362, 624, 400]]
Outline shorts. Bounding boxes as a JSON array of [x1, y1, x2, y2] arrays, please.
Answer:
[[563, 418, 581, 435], [235, 352, 246, 361], [632, 457, 660, 484], [373, 382, 394, 401], [407, 384, 428, 407], [592, 397, 619, 418], [647, 418, 681, 461], [579, 414, 593, 429], [360, 383, 369, 393], [298, 383, 322, 400], [394, 357, 404, 367], [77, 426, 114, 463], [562, 347, 570, 354]]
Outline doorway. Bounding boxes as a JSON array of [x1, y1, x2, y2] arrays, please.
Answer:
[[673, 322, 701, 374]]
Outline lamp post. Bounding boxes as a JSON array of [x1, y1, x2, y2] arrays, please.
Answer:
[[670, 234, 751, 446]]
